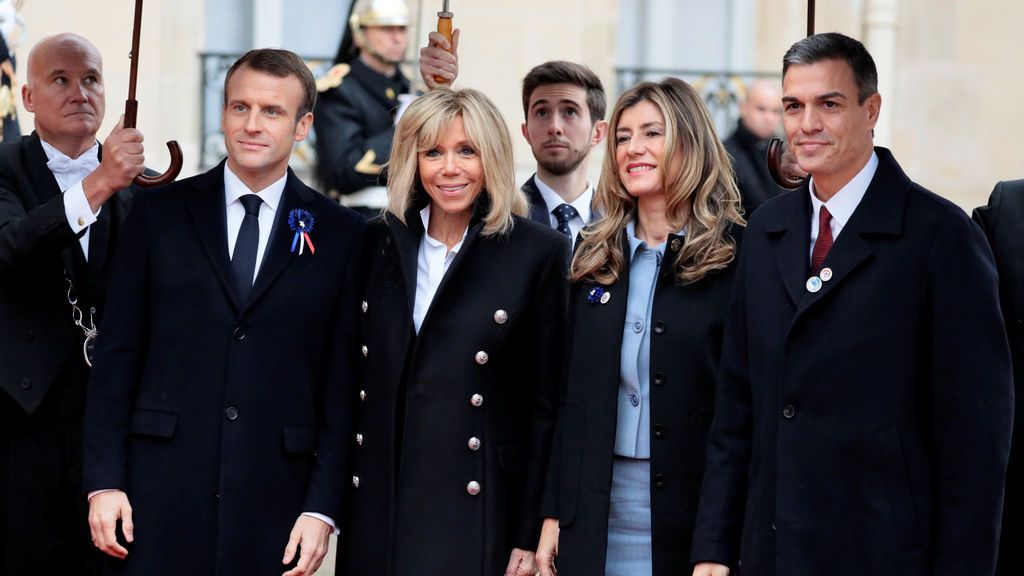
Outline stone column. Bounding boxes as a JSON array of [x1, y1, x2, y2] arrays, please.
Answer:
[[253, 0, 284, 47], [863, 0, 898, 146]]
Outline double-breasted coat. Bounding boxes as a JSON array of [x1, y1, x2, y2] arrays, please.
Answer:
[[83, 163, 365, 575], [338, 202, 569, 575], [541, 226, 741, 575], [691, 148, 1014, 575], [0, 132, 132, 574], [973, 180, 1024, 576]]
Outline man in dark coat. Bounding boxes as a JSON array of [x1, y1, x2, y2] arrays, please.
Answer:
[[421, 46, 607, 241], [84, 49, 364, 576], [313, 0, 411, 215], [0, 33, 144, 575], [723, 79, 787, 216], [691, 33, 1013, 576], [973, 181, 1024, 576]]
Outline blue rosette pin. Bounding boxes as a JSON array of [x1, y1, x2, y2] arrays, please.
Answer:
[[288, 209, 316, 255]]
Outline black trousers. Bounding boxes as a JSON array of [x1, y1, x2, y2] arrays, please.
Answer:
[[0, 358, 101, 576]]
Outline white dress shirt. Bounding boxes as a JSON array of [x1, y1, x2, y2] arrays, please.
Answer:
[[224, 165, 286, 284], [808, 151, 879, 262], [40, 139, 100, 261], [534, 175, 594, 240], [413, 204, 467, 333]]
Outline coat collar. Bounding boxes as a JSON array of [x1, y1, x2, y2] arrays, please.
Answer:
[[522, 175, 551, 225], [765, 146, 910, 311], [186, 161, 316, 312]]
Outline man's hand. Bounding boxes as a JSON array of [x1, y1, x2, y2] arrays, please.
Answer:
[[281, 515, 331, 576], [88, 490, 133, 559], [692, 562, 731, 576], [82, 116, 145, 213], [536, 517, 559, 576], [419, 29, 460, 90], [504, 547, 537, 576]]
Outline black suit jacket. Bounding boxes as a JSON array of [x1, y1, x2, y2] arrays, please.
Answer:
[[543, 226, 740, 575], [0, 132, 132, 414], [84, 163, 365, 576], [692, 148, 1013, 576], [339, 205, 568, 576], [973, 181, 1024, 576]]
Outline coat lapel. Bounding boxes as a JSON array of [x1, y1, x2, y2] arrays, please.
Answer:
[[185, 162, 242, 311], [23, 133, 84, 286], [386, 211, 423, 315], [416, 220, 484, 331], [767, 187, 813, 306], [245, 170, 314, 309], [522, 175, 552, 225]]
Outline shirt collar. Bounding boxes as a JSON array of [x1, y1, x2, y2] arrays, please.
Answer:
[[534, 175, 594, 224], [419, 203, 468, 252], [39, 138, 100, 163], [224, 164, 287, 213], [626, 218, 684, 258], [808, 151, 879, 228]]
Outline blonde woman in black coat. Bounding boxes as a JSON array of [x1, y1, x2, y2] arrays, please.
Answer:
[[339, 88, 569, 576], [536, 77, 744, 576]]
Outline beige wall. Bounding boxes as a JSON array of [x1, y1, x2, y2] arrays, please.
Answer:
[[15, 0, 204, 176]]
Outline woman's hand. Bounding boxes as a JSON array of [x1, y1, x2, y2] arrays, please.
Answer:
[[504, 547, 537, 576], [536, 517, 560, 576]]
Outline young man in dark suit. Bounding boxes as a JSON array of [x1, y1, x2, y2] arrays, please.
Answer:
[[0, 33, 145, 575], [974, 181, 1024, 576], [692, 33, 1013, 576], [420, 39, 607, 241], [84, 49, 364, 576]]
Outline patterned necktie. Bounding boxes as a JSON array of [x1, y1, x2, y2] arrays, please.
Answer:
[[553, 203, 579, 238], [811, 205, 833, 276], [232, 194, 263, 300]]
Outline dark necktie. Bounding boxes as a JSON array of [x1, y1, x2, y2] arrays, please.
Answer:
[[811, 205, 833, 276], [553, 203, 578, 238], [232, 194, 263, 300]]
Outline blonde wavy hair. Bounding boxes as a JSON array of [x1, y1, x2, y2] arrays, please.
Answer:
[[385, 88, 528, 236], [571, 77, 744, 285]]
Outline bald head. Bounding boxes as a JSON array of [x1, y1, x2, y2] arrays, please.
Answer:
[[23, 33, 106, 156], [739, 79, 782, 140]]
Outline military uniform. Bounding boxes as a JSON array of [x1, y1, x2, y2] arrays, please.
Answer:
[[313, 58, 410, 213]]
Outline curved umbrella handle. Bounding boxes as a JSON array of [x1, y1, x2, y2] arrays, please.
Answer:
[[766, 137, 805, 190], [134, 140, 183, 188]]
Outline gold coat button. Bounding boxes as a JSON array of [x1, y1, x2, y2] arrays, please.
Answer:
[[475, 351, 489, 365], [466, 481, 481, 496], [670, 238, 682, 252], [355, 433, 364, 446], [467, 437, 481, 451], [470, 394, 484, 407], [77, 216, 87, 227], [352, 476, 360, 488], [493, 309, 508, 324], [361, 345, 368, 357]]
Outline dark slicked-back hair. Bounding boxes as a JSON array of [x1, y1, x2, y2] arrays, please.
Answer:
[[521, 61, 606, 123], [224, 49, 317, 119], [783, 32, 878, 103]]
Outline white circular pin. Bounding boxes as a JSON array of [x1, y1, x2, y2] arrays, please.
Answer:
[[600, 291, 611, 304], [820, 267, 833, 282], [805, 276, 822, 293]]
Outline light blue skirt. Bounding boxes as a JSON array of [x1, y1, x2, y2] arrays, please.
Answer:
[[604, 457, 653, 576]]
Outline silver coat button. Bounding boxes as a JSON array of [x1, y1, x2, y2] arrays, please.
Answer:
[[360, 390, 367, 402], [468, 437, 481, 451], [493, 309, 508, 324], [355, 433, 364, 446], [670, 238, 682, 251], [470, 394, 484, 407], [361, 345, 369, 357], [361, 301, 368, 313], [475, 351, 489, 365], [466, 481, 481, 496], [352, 476, 360, 488]]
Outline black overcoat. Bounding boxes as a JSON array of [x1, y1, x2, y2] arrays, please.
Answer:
[[692, 148, 1013, 575], [83, 163, 364, 575], [542, 226, 740, 575], [973, 180, 1024, 576], [338, 204, 569, 575]]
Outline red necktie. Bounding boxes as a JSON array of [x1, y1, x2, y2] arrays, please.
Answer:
[[811, 206, 833, 276]]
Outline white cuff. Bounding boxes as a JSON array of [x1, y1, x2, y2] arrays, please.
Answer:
[[63, 180, 100, 234], [87, 488, 117, 501], [302, 512, 339, 535]]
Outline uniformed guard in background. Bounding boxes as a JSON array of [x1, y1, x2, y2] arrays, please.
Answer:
[[313, 0, 412, 216]]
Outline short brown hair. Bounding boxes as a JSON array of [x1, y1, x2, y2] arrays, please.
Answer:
[[223, 49, 317, 118], [521, 61, 606, 123]]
